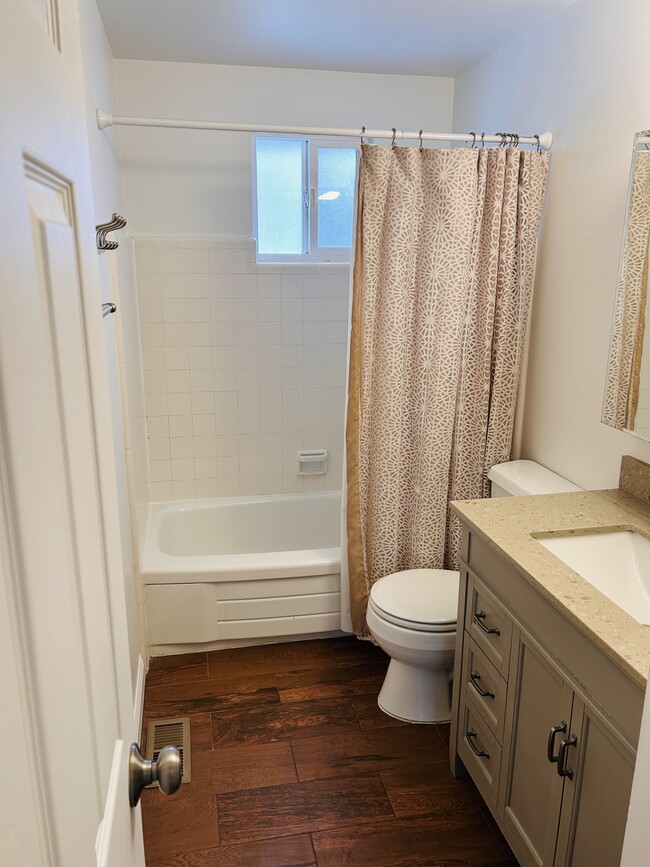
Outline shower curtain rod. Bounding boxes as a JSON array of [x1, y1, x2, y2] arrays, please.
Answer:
[[96, 109, 553, 150]]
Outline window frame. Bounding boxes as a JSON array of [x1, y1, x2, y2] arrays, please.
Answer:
[[252, 133, 358, 264]]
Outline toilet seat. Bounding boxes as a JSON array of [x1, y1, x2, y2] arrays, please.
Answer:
[[369, 569, 460, 633]]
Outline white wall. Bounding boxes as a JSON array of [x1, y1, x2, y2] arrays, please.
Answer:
[[453, 0, 650, 490], [114, 60, 455, 236], [78, 0, 150, 684]]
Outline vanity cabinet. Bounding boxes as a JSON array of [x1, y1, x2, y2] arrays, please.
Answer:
[[450, 528, 642, 867]]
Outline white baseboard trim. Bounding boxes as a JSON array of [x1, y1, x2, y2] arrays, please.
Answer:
[[133, 654, 146, 737]]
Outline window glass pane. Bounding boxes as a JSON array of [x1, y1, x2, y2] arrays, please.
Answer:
[[256, 138, 305, 255], [317, 147, 357, 248]]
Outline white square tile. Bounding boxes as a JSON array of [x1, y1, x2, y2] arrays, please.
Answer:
[[166, 370, 191, 393], [171, 458, 195, 480], [194, 436, 217, 458], [282, 345, 303, 367], [170, 437, 194, 459], [150, 460, 172, 482], [326, 274, 350, 298], [326, 298, 348, 321], [148, 416, 169, 438], [261, 475, 283, 495], [163, 323, 188, 347], [260, 389, 282, 412], [142, 347, 165, 371], [189, 346, 213, 369], [216, 413, 239, 435], [258, 323, 282, 346], [326, 366, 347, 388], [139, 299, 162, 323], [167, 393, 192, 415], [259, 345, 282, 368], [304, 322, 326, 344], [304, 409, 326, 430], [282, 323, 303, 345], [304, 344, 326, 367], [210, 274, 235, 298], [217, 434, 238, 456], [212, 299, 235, 322], [141, 323, 164, 348], [210, 249, 234, 273], [282, 368, 303, 390], [137, 273, 161, 299], [237, 369, 260, 391], [146, 394, 168, 416], [235, 323, 259, 345], [215, 391, 238, 412], [194, 456, 217, 478], [215, 369, 238, 391], [303, 475, 326, 493], [259, 368, 282, 391], [281, 275, 303, 298], [260, 432, 283, 454], [304, 299, 326, 321], [326, 407, 345, 430], [259, 300, 281, 322], [172, 480, 196, 500], [260, 411, 282, 433], [283, 411, 303, 432], [164, 347, 190, 370], [212, 322, 236, 346], [169, 415, 193, 438], [235, 299, 258, 322], [326, 344, 347, 366], [282, 431, 303, 451], [262, 453, 282, 475], [303, 275, 327, 298], [148, 438, 170, 461], [150, 481, 173, 502], [144, 370, 167, 394], [217, 455, 239, 477], [283, 475, 304, 494], [184, 249, 209, 274], [283, 389, 303, 411], [239, 434, 261, 455], [239, 454, 261, 476], [193, 414, 215, 436], [237, 391, 260, 413], [238, 412, 261, 434], [236, 345, 260, 369], [239, 476, 262, 496], [282, 299, 303, 322], [160, 274, 186, 299], [233, 249, 247, 274], [187, 299, 210, 322], [326, 321, 348, 344], [187, 322, 212, 346], [135, 248, 159, 273], [235, 274, 258, 298], [191, 392, 215, 414], [195, 478, 220, 498], [258, 276, 282, 299], [213, 345, 237, 369], [303, 388, 325, 410], [218, 477, 240, 497], [190, 369, 214, 392], [185, 274, 210, 299]]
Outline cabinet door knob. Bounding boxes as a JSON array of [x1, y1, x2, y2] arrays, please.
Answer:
[[469, 671, 495, 698], [547, 721, 567, 763], [465, 728, 490, 759], [558, 734, 578, 779], [474, 610, 501, 635]]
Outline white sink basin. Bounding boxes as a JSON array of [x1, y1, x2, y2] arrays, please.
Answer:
[[537, 530, 650, 626]]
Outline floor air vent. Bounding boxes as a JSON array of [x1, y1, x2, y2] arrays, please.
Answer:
[[145, 716, 191, 785]]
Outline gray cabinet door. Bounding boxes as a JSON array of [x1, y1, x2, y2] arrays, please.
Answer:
[[554, 697, 635, 867], [499, 627, 574, 867]]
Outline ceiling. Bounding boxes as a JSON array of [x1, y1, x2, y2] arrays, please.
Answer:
[[96, 0, 576, 77]]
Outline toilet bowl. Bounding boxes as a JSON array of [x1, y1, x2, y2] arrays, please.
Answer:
[[367, 460, 582, 725], [367, 568, 460, 723]]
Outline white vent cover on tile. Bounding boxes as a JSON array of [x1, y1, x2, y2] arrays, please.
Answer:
[[145, 716, 191, 785]]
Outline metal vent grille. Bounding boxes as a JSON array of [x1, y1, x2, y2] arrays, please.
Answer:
[[145, 716, 191, 785]]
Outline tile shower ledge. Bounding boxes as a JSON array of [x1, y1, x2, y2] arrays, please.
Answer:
[[452, 489, 650, 688]]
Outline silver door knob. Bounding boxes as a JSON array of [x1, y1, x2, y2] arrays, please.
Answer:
[[128, 742, 182, 807]]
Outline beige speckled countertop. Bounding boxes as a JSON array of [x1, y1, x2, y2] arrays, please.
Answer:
[[452, 489, 650, 689]]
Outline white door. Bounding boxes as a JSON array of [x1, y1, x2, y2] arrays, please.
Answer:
[[0, 1, 145, 865]]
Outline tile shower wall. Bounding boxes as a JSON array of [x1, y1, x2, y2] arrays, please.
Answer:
[[135, 237, 349, 501]]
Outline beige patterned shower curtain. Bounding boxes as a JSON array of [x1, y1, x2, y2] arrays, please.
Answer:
[[346, 144, 549, 636]]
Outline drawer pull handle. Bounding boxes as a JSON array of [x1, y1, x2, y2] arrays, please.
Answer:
[[475, 610, 501, 635], [558, 734, 577, 779], [465, 728, 490, 759], [547, 721, 567, 763], [469, 671, 495, 699]]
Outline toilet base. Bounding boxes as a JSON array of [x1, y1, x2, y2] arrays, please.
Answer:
[[377, 658, 452, 724]]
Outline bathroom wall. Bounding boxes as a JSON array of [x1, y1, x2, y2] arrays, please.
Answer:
[[112, 60, 454, 498], [453, 0, 650, 490], [135, 236, 348, 500], [79, 0, 150, 685]]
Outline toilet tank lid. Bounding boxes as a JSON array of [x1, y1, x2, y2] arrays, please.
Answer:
[[487, 460, 582, 496]]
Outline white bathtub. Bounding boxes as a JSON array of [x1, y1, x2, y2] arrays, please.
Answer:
[[143, 492, 342, 650]]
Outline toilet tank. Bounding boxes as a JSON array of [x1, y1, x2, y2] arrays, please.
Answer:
[[488, 460, 582, 497]]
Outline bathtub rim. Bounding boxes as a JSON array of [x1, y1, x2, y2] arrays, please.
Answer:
[[143, 490, 342, 585]]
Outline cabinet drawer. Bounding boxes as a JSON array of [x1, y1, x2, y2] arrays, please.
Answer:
[[466, 573, 512, 675], [462, 635, 507, 743], [459, 693, 502, 807]]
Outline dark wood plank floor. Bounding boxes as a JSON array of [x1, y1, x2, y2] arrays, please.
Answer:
[[140, 637, 517, 866]]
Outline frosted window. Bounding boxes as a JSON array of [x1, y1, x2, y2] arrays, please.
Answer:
[[256, 138, 305, 254], [317, 148, 357, 248]]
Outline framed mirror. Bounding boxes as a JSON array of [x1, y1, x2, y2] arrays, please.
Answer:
[[603, 131, 650, 440]]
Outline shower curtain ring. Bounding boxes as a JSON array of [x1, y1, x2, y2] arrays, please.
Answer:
[[534, 134, 541, 152], [361, 126, 366, 145], [391, 128, 397, 147], [481, 132, 485, 148], [418, 129, 423, 149], [469, 132, 476, 148]]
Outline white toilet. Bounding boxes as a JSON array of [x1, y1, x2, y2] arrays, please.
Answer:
[[367, 460, 581, 724]]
